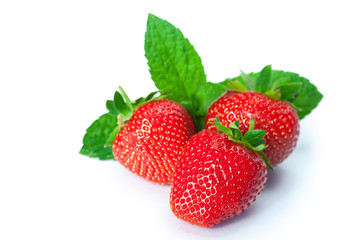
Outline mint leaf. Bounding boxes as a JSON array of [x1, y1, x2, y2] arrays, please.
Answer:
[[292, 75, 323, 119], [105, 125, 121, 146], [80, 114, 118, 160], [195, 82, 226, 130], [145, 13, 206, 130], [276, 82, 302, 101]]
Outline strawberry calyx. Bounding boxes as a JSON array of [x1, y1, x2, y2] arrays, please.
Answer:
[[211, 116, 273, 170], [104, 86, 164, 146], [106, 86, 163, 126], [225, 65, 303, 107]]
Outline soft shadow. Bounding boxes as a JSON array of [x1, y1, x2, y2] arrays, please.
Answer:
[[263, 166, 285, 192]]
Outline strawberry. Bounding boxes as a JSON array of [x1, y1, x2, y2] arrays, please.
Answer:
[[170, 117, 269, 227], [203, 66, 323, 166], [110, 88, 195, 184], [205, 90, 299, 166]]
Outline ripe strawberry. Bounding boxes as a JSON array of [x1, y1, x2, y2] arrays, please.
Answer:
[[170, 117, 269, 227], [205, 90, 299, 166], [109, 88, 195, 184]]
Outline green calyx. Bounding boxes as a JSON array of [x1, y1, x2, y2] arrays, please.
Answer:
[[106, 86, 163, 127], [224, 65, 303, 102], [80, 86, 163, 160], [219, 65, 323, 119], [105, 86, 164, 144], [211, 116, 273, 171], [106, 86, 134, 127]]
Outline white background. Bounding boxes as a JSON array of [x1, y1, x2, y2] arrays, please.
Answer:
[[1, 1, 359, 239]]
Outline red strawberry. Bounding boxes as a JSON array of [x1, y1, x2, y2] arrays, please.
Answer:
[[205, 90, 299, 166], [170, 117, 269, 227], [113, 98, 195, 184]]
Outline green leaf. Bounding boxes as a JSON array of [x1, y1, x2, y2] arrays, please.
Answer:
[[254, 139, 266, 146], [255, 65, 272, 93], [145, 91, 159, 101], [133, 97, 145, 105], [240, 71, 255, 91], [114, 91, 129, 113], [258, 151, 273, 171], [195, 82, 226, 130], [79, 114, 118, 160], [229, 122, 242, 139], [242, 129, 267, 146], [214, 116, 233, 135], [106, 100, 119, 116], [276, 82, 302, 101], [105, 125, 121, 146], [264, 90, 281, 100], [292, 76, 323, 119], [145, 13, 206, 129], [197, 82, 226, 115], [118, 86, 133, 111], [228, 80, 248, 92], [251, 143, 267, 152], [106, 90, 133, 123], [228, 122, 238, 129], [228, 136, 242, 145], [133, 91, 161, 106], [248, 118, 255, 131], [219, 72, 254, 92]]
